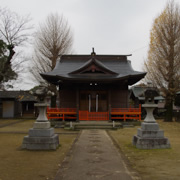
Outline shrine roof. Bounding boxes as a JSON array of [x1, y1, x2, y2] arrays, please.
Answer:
[[41, 52, 146, 85]]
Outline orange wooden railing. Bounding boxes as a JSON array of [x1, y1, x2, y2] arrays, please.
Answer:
[[47, 105, 141, 121], [47, 107, 77, 121], [79, 111, 109, 121], [111, 105, 141, 121]]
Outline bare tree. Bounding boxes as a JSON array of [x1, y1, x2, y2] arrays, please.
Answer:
[[144, 1, 180, 121], [0, 7, 32, 85], [30, 13, 73, 107]]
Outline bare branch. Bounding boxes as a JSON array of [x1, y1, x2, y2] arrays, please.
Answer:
[[0, 7, 33, 86], [30, 13, 73, 85], [0, 7, 32, 46]]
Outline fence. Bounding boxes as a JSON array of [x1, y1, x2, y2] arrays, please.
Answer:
[[47, 107, 76, 121], [46, 105, 141, 121], [111, 105, 141, 121], [79, 111, 109, 121]]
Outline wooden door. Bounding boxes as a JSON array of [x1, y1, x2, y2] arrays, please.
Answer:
[[80, 91, 108, 112]]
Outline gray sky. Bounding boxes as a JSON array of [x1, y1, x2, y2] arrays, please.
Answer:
[[1, 0, 180, 89]]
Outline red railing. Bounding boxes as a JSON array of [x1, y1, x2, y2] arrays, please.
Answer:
[[47, 107, 76, 120], [79, 111, 109, 121], [111, 105, 141, 121], [47, 105, 141, 121]]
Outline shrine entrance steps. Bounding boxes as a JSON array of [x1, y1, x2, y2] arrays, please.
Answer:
[[64, 121, 122, 130]]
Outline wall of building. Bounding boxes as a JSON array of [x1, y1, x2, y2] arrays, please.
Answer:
[[59, 83, 129, 109], [59, 89, 76, 108], [2, 101, 14, 118], [111, 85, 128, 108]]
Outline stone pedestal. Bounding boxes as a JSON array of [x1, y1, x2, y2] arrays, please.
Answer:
[[132, 104, 170, 149], [22, 103, 59, 150]]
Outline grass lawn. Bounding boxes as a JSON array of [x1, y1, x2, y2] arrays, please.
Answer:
[[109, 120, 180, 180], [0, 119, 23, 127], [0, 119, 78, 180]]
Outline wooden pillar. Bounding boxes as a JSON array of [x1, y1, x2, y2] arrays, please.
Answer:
[[58, 84, 61, 108], [108, 89, 111, 121], [76, 88, 79, 122], [126, 83, 129, 108], [20, 102, 23, 117]]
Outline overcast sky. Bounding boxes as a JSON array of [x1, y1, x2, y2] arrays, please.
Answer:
[[1, 0, 180, 89]]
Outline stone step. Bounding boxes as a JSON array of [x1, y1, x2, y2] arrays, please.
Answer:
[[122, 124, 134, 128], [51, 120, 124, 129], [74, 125, 117, 130], [73, 124, 115, 126], [64, 122, 122, 130]]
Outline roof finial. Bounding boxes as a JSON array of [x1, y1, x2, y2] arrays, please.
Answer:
[[91, 47, 96, 56]]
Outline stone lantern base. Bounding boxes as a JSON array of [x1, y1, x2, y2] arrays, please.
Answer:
[[22, 122, 59, 150], [22, 103, 59, 150], [132, 103, 170, 149], [132, 122, 170, 149]]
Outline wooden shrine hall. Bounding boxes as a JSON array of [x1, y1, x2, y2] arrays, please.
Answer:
[[41, 49, 146, 121]]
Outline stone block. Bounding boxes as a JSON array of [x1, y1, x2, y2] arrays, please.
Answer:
[[132, 135, 171, 149], [141, 122, 159, 131], [29, 128, 54, 137], [22, 134, 59, 143], [33, 122, 51, 129], [137, 128, 164, 138], [23, 143, 58, 150], [22, 134, 59, 150]]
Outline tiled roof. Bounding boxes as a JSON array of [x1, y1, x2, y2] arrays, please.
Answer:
[[0, 91, 37, 102], [41, 53, 146, 85]]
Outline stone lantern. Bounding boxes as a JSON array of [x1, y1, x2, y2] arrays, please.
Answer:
[[132, 89, 170, 149], [22, 86, 59, 150]]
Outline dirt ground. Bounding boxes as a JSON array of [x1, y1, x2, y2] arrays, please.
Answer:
[[0, 119, 78, 180], [109, 120, 180, 180]]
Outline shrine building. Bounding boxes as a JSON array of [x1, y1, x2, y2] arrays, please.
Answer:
[[41, 50, 146, 121]]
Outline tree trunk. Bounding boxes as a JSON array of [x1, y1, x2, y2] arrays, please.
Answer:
[[7, 45, 15, 62], [164, 100, 173, 122], [0, 46, 15, 83]]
